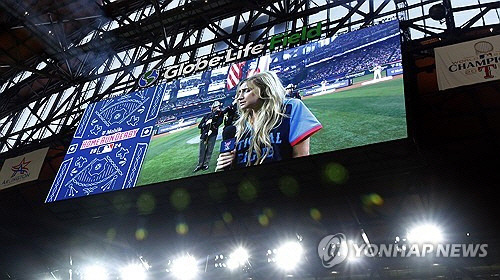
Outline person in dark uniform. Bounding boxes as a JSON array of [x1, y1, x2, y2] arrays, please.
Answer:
[[285, 83, 301, 100], [222, 98, 239, 128], [194, 100, 224, 172]]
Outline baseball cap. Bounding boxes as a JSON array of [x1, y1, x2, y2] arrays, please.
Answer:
[[211, 101, 222, 108]]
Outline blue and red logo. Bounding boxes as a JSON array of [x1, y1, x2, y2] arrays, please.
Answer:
[[220, 138, 236, 153], [11, 157, 31, 177]]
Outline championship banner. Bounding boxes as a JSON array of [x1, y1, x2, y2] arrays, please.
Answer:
[[0, 147, 49, 190], [435, 35, 500, 90], [45, 85, 164, 202]]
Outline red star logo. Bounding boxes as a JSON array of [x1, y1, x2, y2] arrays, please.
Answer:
[[11, 157, 31, 177]]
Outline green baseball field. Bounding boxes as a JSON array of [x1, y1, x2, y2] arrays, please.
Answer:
[[135, 75, 407, 186]]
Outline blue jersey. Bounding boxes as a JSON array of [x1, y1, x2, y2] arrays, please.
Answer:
[[234, 98, 322, 167]]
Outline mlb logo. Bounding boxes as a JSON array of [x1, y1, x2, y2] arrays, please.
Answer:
[[96, 143, 114, 154], [220, 138, 235, 153]]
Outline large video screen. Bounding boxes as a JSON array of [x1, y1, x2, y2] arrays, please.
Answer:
[[46, 85, 164, 202], [46, 20, 406, 202], [135, 20, 406, 186]]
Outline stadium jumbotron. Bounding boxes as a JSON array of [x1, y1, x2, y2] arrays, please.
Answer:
[[1, 1, 500, 280]]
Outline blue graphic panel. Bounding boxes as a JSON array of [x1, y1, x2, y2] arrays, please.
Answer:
[[387, 66, 403, 76], [45, 85, 164, 202]]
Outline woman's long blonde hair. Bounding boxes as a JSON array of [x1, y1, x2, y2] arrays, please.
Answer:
[[235, 71, 286, 166]]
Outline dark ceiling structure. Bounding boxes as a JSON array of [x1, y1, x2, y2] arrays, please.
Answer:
[[2, 0, 499, 157], [1, 0, 500, 279]]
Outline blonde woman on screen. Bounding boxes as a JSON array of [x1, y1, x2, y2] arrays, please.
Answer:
[[216, 71, 322, 171]]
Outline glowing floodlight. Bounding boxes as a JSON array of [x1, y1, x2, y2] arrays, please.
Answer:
[[227, 247, 249, 270], [275, 241, 303, 270], [120, 263, 147, 280], [171, 255, 197, 280], [82, 265, 108, 280], [407, 224, 443, 243]]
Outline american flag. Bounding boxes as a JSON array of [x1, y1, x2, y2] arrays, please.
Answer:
[[226, 62, 246, 90], [247, 55, 271, 78]]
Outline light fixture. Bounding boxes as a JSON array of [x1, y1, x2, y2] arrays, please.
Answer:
[[170, 255, 198, 280], [227, 247, 249, 270], [120, 263, 147, 280], [407, 224, 443, 243], [428, 4, 447, 21], [347, 254, 360, 263], [82, 265, 108, 280], [275, 241, 303, 270]]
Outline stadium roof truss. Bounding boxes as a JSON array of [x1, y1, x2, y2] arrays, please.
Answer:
[[0, 0, 499, 157]]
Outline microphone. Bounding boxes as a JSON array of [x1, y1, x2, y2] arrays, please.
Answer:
[[220, 125, 236, 153], [218, 125, 236, 171]]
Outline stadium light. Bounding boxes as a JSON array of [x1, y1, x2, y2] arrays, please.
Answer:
[[120, 263, 147, 280], [275, 241, 303, 270], [347, 253, 361, 264], [227, 247, 249, 270], [82, 265, 108, 280], [170, 255, 198, 280], [407, 224, 443, 243]]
